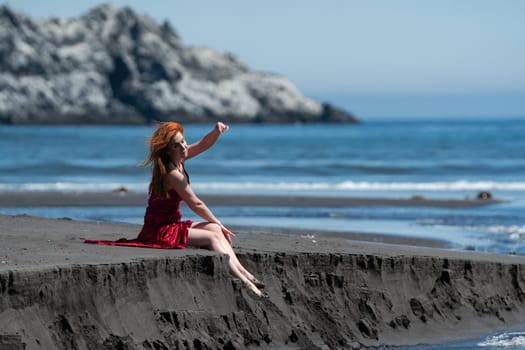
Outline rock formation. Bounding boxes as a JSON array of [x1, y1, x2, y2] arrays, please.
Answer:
[[1, 214, 525, 349], [2, 240, 525, 349], [0, 4, 358, 124]]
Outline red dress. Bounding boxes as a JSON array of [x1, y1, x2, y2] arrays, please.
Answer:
[[85, 189, 193, 249]]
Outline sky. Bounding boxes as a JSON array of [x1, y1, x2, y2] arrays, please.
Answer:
[[2, 0, 524, 119]]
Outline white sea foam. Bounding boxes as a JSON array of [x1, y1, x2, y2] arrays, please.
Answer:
[[1, 180, 525, 193], [478, 331, 525, 347], [0, 182, 149, 192], [192, 180, 525, 192], [460, 225, 525, 240], [509, 228, 525, 241], [489, 225, 525, 237]]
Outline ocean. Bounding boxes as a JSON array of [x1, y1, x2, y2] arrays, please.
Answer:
[[1, 117, 524, 255], [1, 117, 525, 348]]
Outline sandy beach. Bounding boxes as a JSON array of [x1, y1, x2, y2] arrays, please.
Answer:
[[0, 190, 502, 208], [1, 191, 525, 349]]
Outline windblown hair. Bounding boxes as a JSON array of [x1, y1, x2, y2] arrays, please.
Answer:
[[142, 122, 184, 198]]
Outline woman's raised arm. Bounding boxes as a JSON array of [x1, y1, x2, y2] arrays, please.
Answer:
[[186, 122, 229, 159]]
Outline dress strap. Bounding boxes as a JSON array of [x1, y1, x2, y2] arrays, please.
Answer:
[[183, 164, 190, 184]]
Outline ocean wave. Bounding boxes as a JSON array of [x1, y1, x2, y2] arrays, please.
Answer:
[[478, 331, 525, 347], [192, 180, 525, 191], [1, 180, 525, 193], [457, 225, 525, 240], [0, 182, 149, 192]]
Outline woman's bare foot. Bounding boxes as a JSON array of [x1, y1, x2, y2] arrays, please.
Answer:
[[250, 277, 265, 289], [238, 268, 265, 289], [244, 280, 267, 298]]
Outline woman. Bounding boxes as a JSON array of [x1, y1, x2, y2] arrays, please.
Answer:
[[86, 121, 265, 297]]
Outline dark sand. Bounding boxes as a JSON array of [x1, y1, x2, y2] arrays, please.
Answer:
[[0, 190, 502, 208], [0, 192, 523, 349]]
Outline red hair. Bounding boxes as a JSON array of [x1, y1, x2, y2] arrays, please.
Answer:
[[142, 122, 184, 198]]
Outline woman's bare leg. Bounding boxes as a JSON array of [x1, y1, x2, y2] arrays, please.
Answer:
[[187, 223, 264, 296], [188, 223, 258, 281], [215, 236, 261, 285], [190, 222, 255, 276]]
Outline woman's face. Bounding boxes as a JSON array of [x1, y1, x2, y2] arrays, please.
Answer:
[[168, 132, 188, 160]]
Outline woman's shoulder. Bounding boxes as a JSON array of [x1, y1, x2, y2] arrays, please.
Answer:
[[166, 168, 187, 185], [167, 166, 190, 186], [167, 168, 185, 179]]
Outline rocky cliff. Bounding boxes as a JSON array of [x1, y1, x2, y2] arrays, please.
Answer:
[[2, 248, 525, 349], [0, 4, 358, 124], [1, 215, 525, 349]]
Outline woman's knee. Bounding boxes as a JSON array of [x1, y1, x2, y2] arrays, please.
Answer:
[[190, 222, 224, 248], [193, 221, 221, 232], [207, 222, 222, 233], [206, 225, 223, 247]]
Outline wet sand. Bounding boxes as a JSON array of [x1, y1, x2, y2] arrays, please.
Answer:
[[0, 190, 502, 208], [1, 211, 525, 349]]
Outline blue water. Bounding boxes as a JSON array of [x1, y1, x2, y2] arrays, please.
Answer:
[[1, 118, 525, 256], [1, 117, 525, 348]]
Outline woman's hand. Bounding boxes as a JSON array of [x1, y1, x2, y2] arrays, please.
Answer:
[[219, 224, 236, 245], [215, 122, 230, 135]]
